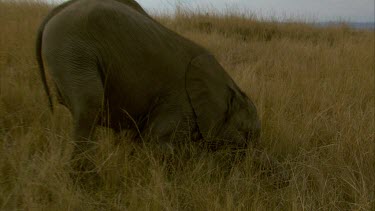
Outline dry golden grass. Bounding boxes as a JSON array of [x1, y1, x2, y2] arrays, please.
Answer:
[[0, 1, 374, 210]]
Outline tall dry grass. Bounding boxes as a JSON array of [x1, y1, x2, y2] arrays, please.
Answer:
[[0, 1, 374, 210]]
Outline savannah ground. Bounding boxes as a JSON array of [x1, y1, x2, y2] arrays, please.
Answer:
[[0, 0, 374, 210]]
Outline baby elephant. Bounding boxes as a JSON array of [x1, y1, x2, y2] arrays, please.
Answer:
[[36, 0, 260, 156]]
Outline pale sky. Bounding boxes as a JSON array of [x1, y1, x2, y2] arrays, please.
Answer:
[[55, 0, 374, 22]]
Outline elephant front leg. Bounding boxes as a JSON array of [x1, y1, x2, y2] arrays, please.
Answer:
[[142, 106, 196, 152]]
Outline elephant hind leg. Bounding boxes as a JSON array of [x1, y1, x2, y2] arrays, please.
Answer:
[[65, 66, 104, 174], [72, 100, 102, 155], [69, 73, 104, 155], [45, 54, 104, 154], [46, 61, 104, 176], [43, 41, 105, 182]]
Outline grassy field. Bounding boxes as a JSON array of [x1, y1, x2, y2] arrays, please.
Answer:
[[0, 1, 374, 210]]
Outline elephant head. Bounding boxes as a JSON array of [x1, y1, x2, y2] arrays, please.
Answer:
[[186, 54, 260, 150]]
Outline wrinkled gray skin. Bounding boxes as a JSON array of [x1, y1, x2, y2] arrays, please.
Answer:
[[36, 0, 260, 154]]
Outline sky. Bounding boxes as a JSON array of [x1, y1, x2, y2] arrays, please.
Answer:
[[56, 0, 375, 22]]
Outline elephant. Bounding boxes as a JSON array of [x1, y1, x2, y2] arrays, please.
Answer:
[[36, 0, 261, 155]]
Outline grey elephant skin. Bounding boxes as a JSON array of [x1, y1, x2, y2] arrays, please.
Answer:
[[36, 0, 260, 153]]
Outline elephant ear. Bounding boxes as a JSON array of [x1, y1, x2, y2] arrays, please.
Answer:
[[186, 54, 236, 139]]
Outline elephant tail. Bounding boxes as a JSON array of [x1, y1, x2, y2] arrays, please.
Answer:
[[35, 0, 79, 112], [36, 22, 53, 112]]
